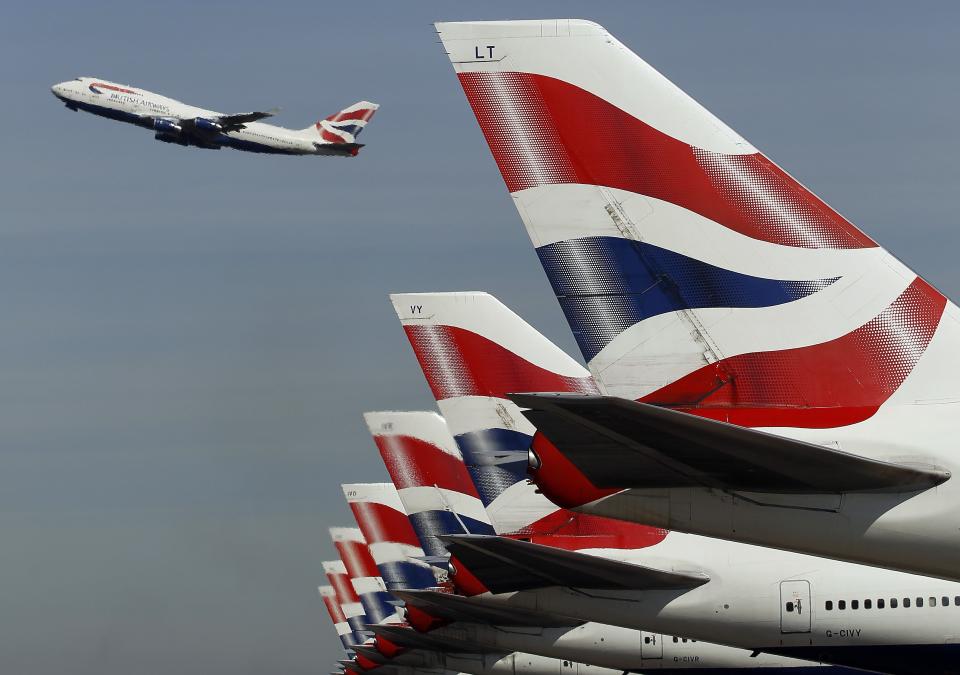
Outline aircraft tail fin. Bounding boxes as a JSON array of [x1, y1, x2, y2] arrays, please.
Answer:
[[319, 585, 362, 651], [309, 101, 379, 143], [324, 559, 369, 638], [363, 410, 495, 560], [330, 526, 401, 625], [342, 482, 438, 591], [390, 291, 668, 550], [435, 20, 957, 432]]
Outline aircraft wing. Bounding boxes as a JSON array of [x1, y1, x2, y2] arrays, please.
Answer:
[[212, 108, 279, 131], [512, 393, 950, 494], [392, 589, 576, 627], [351, 645, 389, 664], [442, 534, 708, 594]]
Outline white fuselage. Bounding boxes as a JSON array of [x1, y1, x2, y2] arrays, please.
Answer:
[[424, 621, 841, 672], [384, 643, 833, 675], [51, 76, 336, 155], [447, 531, 960, 674]]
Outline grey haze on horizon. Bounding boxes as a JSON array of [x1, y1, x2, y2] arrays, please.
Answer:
[[2, 1, 959, 672]]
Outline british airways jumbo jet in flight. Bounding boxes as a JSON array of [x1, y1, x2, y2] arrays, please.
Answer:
[[51, 77, 377, 156]]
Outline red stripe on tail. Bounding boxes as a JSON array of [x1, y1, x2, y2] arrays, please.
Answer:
[[373, 434, 482, 498], [458, 71, 876, 249], [403, 324, 598, 401], [642, 277, 947, 427]]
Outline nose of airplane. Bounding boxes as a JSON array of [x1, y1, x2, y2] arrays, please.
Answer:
[[50, 82, 70, 99]]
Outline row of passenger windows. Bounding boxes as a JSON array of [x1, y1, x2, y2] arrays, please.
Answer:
[[825, 595, 960, 611]]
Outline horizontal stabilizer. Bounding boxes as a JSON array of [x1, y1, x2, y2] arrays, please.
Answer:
[[352, 645, 389, 664], [442, 534, 707, 594], [368, 624, 478, 653], [393, 589, 575, 627], [216, 108, 279, 130], [514, 394, 950, 494]]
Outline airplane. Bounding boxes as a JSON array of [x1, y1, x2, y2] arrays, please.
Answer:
[[385, 290, 960, 675], [359, 410, 851, 674], [434, 19, 960, 582], [327, 510, 628, 675], [340, 481, 834, 675], [50, 77, 377, 156]]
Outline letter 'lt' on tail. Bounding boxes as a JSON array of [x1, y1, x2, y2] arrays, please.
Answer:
[[435, 20, 959, 432]]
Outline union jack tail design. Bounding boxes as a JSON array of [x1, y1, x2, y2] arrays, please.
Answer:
[[319, 584, 362, 651], [313, 101, 379, 144], [392, 291, 666, 551], [363, 411, 495, 560], [436, 20, 959, 439], [323, 559, 369, 640], [330, 527, 401, 625], [343, 483, 438, 591]]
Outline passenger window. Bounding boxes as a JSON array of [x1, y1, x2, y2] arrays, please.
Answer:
[[785, 601, 794, 612], [891, 598, 899, 608], [904, 598, 911, 608], [930, 597, 937, 607], [943, 596, 949, 607], [838, 600, 846, 610], [851, 600, 859, 610], [825, 601, 833, 611], [644, 637, 651, 644], [865, 599, 872, 609], [672, 637, 678, 643], [878, 599, 885, 609], [917, 597, 924, 607], [682, 638, 688, 643], [955, 596, 960, 606]]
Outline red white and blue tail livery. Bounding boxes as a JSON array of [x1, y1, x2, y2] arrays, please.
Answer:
[[392, 291, 663, 552], [330, 527, 401, 626], [363, 410, 495, 561], [324, 559, 369, 638], [319, 585, 361, 652], [437, 19, 960, 582], [342, 482, 437, 592]]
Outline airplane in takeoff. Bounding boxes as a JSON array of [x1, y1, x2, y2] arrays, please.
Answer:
[[436, 19, 960, 583], [50, 77, 377, 156]]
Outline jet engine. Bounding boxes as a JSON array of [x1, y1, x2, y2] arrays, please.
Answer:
[[193, 117, 223, 133], [152, 118, 182, 135]]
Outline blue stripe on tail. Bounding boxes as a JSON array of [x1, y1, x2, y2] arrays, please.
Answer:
[[537, 236, 838, 361], [455, 428, 533, 507]]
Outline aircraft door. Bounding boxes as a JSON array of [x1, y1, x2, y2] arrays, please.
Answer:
[[780, 580, 812, 633], [640, 631, 663, 659]]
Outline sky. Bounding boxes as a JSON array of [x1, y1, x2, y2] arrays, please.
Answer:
[[2, 1, 960, 672]]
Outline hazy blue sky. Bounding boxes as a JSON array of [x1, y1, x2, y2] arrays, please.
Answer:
[[2, 1, 960, 672]]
